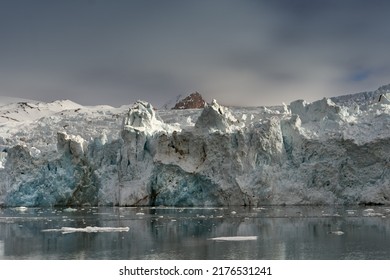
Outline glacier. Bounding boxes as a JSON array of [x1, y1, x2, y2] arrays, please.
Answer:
[[0, 86, 390, 207]]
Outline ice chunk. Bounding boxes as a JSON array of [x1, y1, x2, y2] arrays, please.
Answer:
[[29, 147, 41, 158], [0, 151, 7, 169], [290, 98, 342, 123], [195, 99, 241, 133], [208, 236, 258, 241], [57, 132, 88, 157], [329, 231, 344, 235], [42, 226, 130, 234], [63, 207, 78, 212], [378, 93, 390, 104]]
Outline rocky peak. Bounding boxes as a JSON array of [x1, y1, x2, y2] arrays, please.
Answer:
[[172, 92, 206, 109]]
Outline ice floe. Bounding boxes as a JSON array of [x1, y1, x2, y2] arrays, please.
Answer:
[[208, 236, 258, 241], [42, 226, 129, 234]]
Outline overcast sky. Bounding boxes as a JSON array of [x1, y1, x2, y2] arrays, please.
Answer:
[[1, 0, 390, 107]]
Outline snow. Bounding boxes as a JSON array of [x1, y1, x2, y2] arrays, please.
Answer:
[[0, 98, 83, 123], [0, 96, 37, 107], [122, 100, 178, 135], [194, 99, 242, 133], [29, 147, 41, 158], [160, 94, 183, 110], [1, 84, 390, 207]]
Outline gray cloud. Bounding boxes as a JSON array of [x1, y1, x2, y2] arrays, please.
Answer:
[[1, 0, 390, 107]]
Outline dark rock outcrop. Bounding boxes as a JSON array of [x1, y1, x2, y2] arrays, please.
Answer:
[[172, 92, 206, 109]]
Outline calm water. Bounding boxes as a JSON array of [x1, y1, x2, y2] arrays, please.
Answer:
[[0, 206, 389, 259]]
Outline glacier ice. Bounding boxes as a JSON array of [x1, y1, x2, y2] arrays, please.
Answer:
[[1, 87, 390, 207], [194, 99, 242, 133]]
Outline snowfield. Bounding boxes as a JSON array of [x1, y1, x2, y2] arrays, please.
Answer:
[[0, 85, 390, 207]]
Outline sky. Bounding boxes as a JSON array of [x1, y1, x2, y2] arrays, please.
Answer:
[[1, 0, 390, 107]]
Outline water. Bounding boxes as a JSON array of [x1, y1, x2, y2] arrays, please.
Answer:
[[0, 206, 389, 259]]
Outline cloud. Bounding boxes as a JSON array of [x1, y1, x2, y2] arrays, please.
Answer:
[[1, 0, 390, 106]]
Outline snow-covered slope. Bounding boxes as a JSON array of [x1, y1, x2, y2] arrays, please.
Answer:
[[0, 99, 84, 123], [331, 84, 390, 106], [1, 85, 390, 207], [0, 96, 37, 107]]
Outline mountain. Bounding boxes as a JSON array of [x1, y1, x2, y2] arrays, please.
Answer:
[[0, 96, 37, 107], [0, 85, 390, 207], [0, 99, 84, 123], [172, 92, 206, 109], [159, 94, 183, 110]]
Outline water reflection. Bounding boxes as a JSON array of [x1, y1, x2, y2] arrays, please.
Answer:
[[0, 206, 389, 259]]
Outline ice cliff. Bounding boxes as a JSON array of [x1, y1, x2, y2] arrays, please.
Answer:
[[0, 86, 390, 207]]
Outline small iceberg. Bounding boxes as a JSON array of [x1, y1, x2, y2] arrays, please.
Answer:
[[329, 231, 344, 235], [208, 236, 257, 241], [42, 226, 129, 234], [63, 207, 78, 212]]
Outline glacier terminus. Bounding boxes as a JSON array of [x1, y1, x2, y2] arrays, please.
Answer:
[[1, 85, 390, 207]]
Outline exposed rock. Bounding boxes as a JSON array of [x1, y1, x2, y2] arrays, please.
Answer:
[[172, 92, 206, 109]]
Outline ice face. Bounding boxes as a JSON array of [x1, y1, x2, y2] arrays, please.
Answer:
[[0, 152, 7, 169], [1, 90, 390, 207], [194, 99, 242, 133]]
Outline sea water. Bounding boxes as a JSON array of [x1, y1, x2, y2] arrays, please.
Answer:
[[0, 206, 389, 259]]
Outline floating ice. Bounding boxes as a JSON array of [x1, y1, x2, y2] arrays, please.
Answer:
[[363, 212, 383, 217], [63, 207, 78, 212], [329, 231, 345, 235], [42, 226, 130, 234], [208, 236, 258, 241], [0, 240, 4, 257]]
